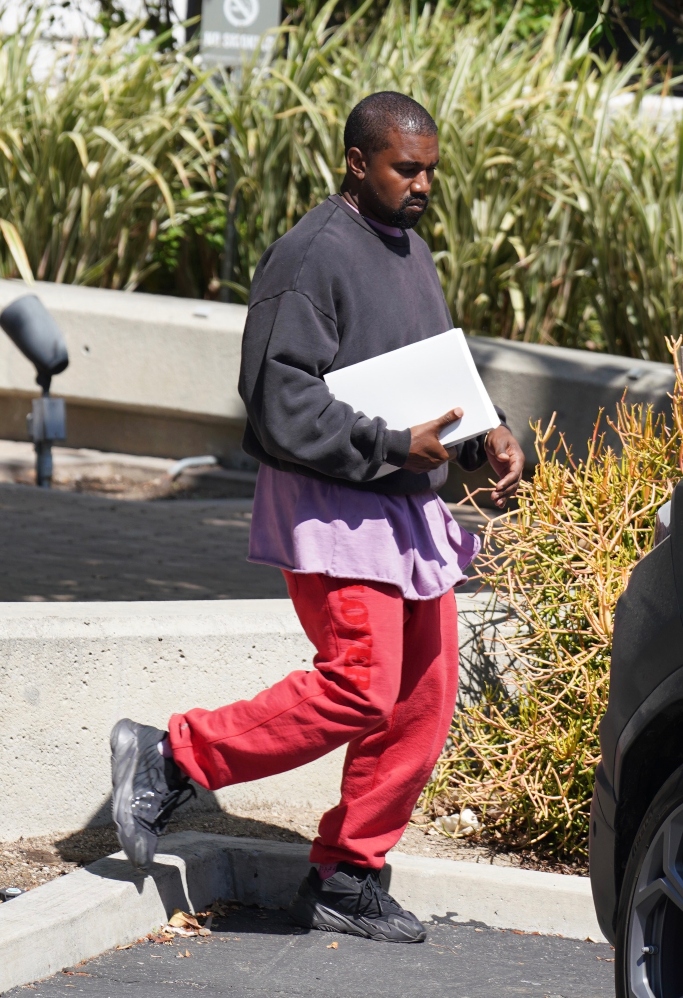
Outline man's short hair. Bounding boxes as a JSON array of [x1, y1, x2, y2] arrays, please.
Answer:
[[344, 92, 437, 156]]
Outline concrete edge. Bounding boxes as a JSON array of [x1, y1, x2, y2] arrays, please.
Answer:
[[0, 831, 607, 992]]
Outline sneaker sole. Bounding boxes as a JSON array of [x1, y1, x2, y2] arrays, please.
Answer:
[[110, 718, 152, 873], [289, 893, 426, 943]]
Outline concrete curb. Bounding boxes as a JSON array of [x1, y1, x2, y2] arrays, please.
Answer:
[[0, 277, 677, 466], [0, 594, 499, 842], [0, 831, 606, 992]]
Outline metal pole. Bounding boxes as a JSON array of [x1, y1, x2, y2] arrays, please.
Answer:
[[219, 123, 237, 304], [33, 379, 53, 489], [185, 0, 202, 42], [35, 437, 53, 488]]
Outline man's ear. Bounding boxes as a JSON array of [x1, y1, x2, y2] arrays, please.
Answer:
[[346, 146, 368, 181]]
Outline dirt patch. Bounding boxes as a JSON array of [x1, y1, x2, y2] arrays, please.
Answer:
[[0, 804, 585, 899], [13, 465, 257, 502], [0, 838, 75, 894]]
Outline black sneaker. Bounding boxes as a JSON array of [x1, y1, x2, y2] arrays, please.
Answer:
[[110, 718, 195, 872], [289, 863, 427, 943]]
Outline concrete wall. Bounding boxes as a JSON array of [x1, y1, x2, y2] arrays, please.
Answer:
[[468, 337, 675, 466], [0, 280, 251, 467], [0, 279, 675, 472], [0, 593, 494, 843]]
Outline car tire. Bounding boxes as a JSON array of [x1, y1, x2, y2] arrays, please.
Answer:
[[615, 761, 683, 998]]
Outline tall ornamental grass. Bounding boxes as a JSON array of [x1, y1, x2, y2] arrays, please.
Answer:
[[5, 3, 683, 358], [0, 17, 220, 291], [421, 341, 683, 863], [205, 1, 683, 359]]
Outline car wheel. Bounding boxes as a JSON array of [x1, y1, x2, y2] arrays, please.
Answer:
[[616, 762, 683, 997]]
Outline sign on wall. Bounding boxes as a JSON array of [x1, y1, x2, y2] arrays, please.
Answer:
[[201, 0, 281, 67]]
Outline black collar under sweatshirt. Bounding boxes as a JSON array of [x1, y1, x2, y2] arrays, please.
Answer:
[[238, 194, 496, 495]]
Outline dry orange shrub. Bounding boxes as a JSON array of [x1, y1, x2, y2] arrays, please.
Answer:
[[422, 341, 683, 861]]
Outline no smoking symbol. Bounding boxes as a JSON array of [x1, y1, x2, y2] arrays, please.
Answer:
[[223, 0, 260, 27]]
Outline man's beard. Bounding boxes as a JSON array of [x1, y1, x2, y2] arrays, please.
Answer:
[[388, 193, 429, 229]]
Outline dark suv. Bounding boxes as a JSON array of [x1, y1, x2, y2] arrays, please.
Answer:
[[590, 478, 683, 997]]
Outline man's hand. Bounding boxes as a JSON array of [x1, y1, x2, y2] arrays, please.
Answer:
[[485, 425, 524, 508], [403, 408, 463, 475]]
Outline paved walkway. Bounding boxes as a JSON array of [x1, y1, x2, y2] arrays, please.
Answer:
[[0, 485, 286, 601], [0, 482, 485, 602], [10, 907, 615, 998]]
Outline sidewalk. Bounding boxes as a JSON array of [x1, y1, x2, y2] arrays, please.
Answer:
[[0, 442, 486, 602], [0, 485, 286, 601]]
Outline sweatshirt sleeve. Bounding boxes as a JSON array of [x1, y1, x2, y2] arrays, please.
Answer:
[[238, 290, 411, 482]]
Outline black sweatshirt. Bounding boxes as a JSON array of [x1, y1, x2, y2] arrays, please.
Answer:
[[239, 195, 501, 496]]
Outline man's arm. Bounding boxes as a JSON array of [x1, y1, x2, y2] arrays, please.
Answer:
[[444, 404, 524, 509], [483, 425, 525, 508], [240, 288, 524, 499], [239, 291, 410, 482], [404, 411, 525, 508]]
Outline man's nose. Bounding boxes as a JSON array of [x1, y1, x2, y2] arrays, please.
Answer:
[[411, 171, 431, 192]]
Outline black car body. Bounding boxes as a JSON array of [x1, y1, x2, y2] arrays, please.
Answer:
[[590, 478, 683, 995]]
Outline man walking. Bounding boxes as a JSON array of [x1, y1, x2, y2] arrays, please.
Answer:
[[110, 92, 524, 944]]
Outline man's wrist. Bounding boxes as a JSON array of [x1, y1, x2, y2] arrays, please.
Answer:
[[386, 428, 412, 468], [484, 428, 498, 450], [485, 424, 509, 450]]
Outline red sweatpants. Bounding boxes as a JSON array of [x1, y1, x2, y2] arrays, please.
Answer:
[[169, 573, 459, 869]]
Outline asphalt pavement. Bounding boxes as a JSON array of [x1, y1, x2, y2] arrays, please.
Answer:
[[12, 906, 615, 998], [0, 484, 287, 601], [0, 481, 485, 602]]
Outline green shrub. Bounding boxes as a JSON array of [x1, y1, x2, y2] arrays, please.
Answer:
[[6, 3, 683, 359], [420, 341, 683, 863]]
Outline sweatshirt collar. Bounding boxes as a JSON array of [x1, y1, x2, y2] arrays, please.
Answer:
[[328, 194, 409, 246]]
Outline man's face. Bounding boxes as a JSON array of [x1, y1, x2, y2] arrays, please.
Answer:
[[347, 128, 439, 229]]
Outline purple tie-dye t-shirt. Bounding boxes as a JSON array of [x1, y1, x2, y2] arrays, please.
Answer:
[[248, 465, 478, 601]]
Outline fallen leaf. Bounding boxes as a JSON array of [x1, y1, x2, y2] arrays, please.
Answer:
[[168, 910, 200, 930], [198, 927, 211, 936], [327, 941, 339, 949], [116, 943, 134, 951]]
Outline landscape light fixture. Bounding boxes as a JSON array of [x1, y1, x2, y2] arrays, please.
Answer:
[[0, 295, 69, 488]]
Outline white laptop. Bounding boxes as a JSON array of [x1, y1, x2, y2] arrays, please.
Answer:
[[324, 328, 499, 478]]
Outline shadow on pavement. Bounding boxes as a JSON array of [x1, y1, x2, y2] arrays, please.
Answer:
[[209, 904, 310, 937], [53, 790, 312, 869]]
